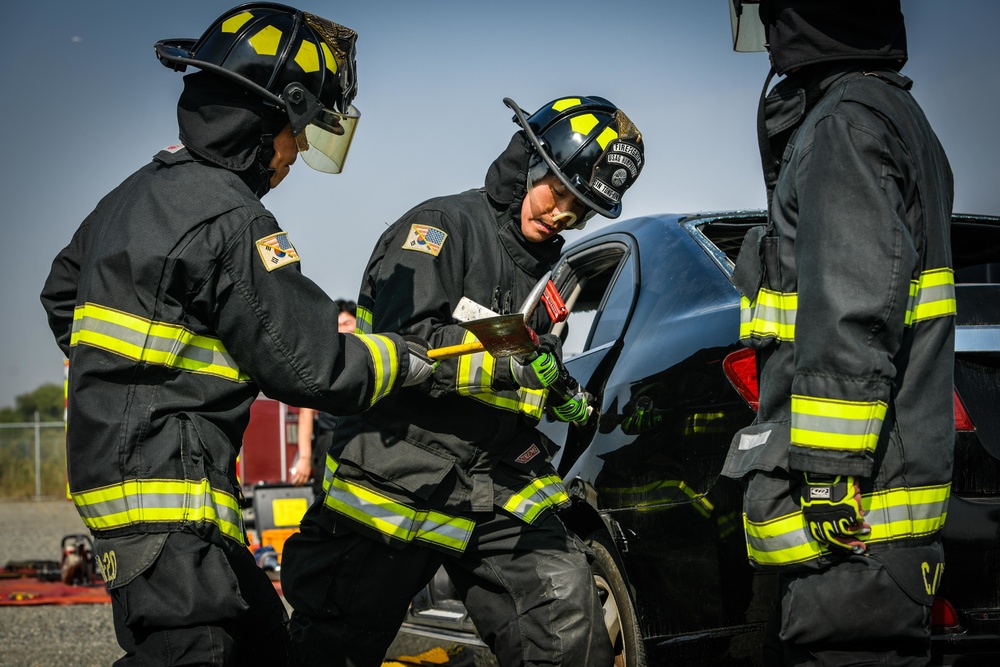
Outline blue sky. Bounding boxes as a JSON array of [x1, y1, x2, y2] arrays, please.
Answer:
[[1, 1, 998, 408]]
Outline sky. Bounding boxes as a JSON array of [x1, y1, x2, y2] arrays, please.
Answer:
[[1, 1, 998, 409]]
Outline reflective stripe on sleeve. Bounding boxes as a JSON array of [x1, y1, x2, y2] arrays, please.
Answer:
[[905, 268, 957, 326], [351, 332, 399, 407], [355, 306, 374, 334], [740, 289, 797, 342], [744, 483, 950, 566], [321, 456, 475, 552], [70, 303, 250, 382], [72, 478, 245, 543], [503, 475, 571, 524], [791, 394, 887, 454]]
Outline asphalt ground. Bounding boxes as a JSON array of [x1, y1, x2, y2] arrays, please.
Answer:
[[0, 498, 121, 666], [0, 499, 484, 667]]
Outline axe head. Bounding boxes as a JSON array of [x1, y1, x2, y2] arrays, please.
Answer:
[[459, 314, 538, 357]]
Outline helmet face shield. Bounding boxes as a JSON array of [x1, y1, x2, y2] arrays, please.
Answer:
[[299, 105, 360, 174], [730, 0, 768, 52]]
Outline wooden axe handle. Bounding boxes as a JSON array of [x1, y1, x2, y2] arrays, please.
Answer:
[[427, 341, 485, 360]]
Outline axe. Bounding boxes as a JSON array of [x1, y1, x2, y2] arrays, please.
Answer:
[[427, 271, 551, 361], [427, 274, 594, 421]]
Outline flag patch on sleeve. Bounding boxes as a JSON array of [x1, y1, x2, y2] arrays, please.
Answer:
[[402, 224, 447, 257], [256, 232, 300, 271]]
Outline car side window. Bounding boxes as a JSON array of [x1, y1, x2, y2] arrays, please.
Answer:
[[588, 254, 635, 350], [553, 243, 634, 359]]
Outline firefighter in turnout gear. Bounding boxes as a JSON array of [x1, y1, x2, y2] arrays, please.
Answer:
[[724, 1, 955, 664], [280, 95, 645, 667], [39, 4, 432, 664]]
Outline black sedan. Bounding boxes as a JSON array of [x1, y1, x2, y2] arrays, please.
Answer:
[[386, 211, 1000, 667]]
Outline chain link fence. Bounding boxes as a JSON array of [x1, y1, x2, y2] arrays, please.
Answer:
[[0, 415, 67, 498]]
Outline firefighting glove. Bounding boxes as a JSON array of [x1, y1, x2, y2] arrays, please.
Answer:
[[800, 473, 871, 555], [510, 352, 560, 390], [401, 335, 437, 387], [509, 333, 564, 390], [550, 389, 593, 423]]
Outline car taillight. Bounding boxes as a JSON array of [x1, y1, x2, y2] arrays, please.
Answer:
[[931, 596, 962, 632], [723, 347, 759, 412], [725, 350, 974, 432], [954, 390, 975, 432]]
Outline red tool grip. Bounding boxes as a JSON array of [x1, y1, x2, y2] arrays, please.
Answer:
[[542, 280, 568, 323]]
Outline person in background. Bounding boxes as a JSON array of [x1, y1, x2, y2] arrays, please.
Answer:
[[725, 2, 955, 664], [39, 4, 431, 664]]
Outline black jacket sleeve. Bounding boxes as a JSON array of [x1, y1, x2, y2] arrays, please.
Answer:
[[40, 217, 91, 356]]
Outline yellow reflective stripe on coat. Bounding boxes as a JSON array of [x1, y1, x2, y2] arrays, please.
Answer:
[[905, 268, 957, 325], [355, 306, 374, 333], [70, 303, 250, 382], [351, 332, 399, 407], [72, 478, 245, 543], [744, 482, 950, 566], [503, 475, 570, 524], [321, 457, 475, 552], [740, 289, 797, 341], [791, 394, 887, 454], [455, 331, 545, 419]]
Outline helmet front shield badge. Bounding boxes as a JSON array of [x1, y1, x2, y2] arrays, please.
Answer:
[[730, 0, 767, 52]]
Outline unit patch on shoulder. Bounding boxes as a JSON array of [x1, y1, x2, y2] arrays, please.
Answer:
[[402, 224, 447, 257], [256, 232, 300, 271]]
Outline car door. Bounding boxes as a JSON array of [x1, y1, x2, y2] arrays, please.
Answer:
[[535, 233, 639, 473]]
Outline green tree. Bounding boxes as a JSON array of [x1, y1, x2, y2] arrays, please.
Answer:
[[0, 383, 64, 423]]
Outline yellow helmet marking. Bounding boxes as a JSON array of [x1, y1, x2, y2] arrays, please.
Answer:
[[552, 98, 582, 112], [570, 113, 599, 137], [321, 43, 339, 74], [597, 126, 619, 150], [295, 40, 320, 73], [222, 12, 254, 33], [249, 25, 283, 56]]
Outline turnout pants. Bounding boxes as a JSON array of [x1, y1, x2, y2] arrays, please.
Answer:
[[281, 510, 612, 667], [107, 531, 289, 666]]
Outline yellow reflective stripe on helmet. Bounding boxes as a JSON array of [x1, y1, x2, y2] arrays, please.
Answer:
[[248, 25, 282, 56], [455, 332, 545, 419], [744, 483, 950, 566], [70, 303, 250, 382], [552, 98, 582, 112], [791, 394, 887, 453], [294, 39, 320, 73], [350, 333, 399, 407], [740, 289, 797, 341], [321, 457, 475, 552], [503, 475, 570, 524], [72, 478, 244, 543], [222, 11, 254, 33], [905, 268, 956, 325], [355, 306, 373, 333]]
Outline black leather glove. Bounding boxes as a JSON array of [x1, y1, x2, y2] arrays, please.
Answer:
[[401, 335, 436, 387]]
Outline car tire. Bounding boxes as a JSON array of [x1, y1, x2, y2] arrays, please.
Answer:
[[587, 532, 647, 667]]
